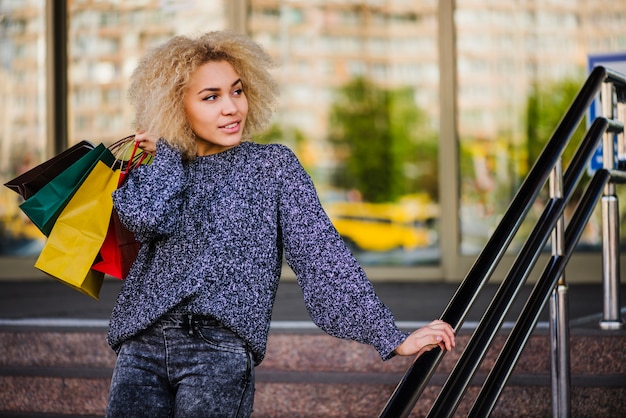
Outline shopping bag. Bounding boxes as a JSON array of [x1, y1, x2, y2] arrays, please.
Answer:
[[91, 141, 150, 279], [3, 141, 95, 200], [19, 143, 115, 236], [91, 210, 140, 279], [34, 159, 120, 299]]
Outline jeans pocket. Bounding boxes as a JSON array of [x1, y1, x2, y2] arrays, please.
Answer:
[[196, 325, 247, 354]]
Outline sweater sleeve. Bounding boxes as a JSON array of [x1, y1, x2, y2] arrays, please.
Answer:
[[112, 140, 186, 242], [275, 146, 407, 360]]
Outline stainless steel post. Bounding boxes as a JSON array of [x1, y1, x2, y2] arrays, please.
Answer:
[[617, 102, 626, 166], [550, 283, 571, 418], [600, 195, 623, 330], [549, 159, 571, 418], [600, 82, 624, 330]]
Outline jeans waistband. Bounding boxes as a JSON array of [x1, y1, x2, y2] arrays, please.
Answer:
[[160, 312, 222, 329]]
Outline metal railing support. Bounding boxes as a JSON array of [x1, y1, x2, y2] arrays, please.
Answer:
[[467, 168, 611, 418], [599, 81, 624, 330], [380, 66, 626, 417], [424, 119, 605, 417], [549, 284, 571, 417], [617, 101, 626, 167], [549, 158, 571, 418]]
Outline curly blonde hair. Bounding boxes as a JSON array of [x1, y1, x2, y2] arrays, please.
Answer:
[[128, 31, 278, 160]]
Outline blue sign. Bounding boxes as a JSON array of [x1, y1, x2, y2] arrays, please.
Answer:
[[587, 52, 626, 173]]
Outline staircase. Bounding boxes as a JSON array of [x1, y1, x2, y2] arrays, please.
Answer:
[[1, 323, 624, 417]]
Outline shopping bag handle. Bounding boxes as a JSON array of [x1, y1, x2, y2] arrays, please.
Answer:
[[109, 134, 136, 153], [108, 134, 152, 172], [124, 141, 149, 174]]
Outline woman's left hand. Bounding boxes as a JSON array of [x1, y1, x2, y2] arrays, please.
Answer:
[[134, 130, 159, 156], [394, 319, 456, 357]]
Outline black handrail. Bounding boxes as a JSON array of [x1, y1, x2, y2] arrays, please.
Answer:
[[425, 117, 610, 417], [468, 168, 611, 417], [379, 65, 610, 418]]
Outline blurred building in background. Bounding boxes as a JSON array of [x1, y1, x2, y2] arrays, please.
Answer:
[[1, 0, 626, 280]]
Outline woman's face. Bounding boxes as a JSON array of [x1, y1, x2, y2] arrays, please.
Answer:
[[184, 60, 249, 156]]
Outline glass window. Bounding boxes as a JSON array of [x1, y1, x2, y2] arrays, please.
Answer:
[[0, 0, 47, 257], [10, 1, 623, 270], [249, 0, 441, 266], [68, 0, 228, 146], [456, 1, 626, 255], [0, 0, 229, 258]]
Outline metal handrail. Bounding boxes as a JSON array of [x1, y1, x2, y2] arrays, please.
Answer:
[[424, 117, 610, 417], [468, 168, 611, 417], [379, 65, 626, 417]]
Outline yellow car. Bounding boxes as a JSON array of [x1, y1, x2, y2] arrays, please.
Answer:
[[325, 194, 438, 252]]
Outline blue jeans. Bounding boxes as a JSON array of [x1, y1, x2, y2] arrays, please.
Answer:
[[105, 313, 255, 417]]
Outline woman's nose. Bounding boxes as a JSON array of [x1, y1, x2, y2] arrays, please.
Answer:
[[221, 96, 237, 115]]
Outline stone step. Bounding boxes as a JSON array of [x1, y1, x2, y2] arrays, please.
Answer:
[[0, 328, 624, 417]]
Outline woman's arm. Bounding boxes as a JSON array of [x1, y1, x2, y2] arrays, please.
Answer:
[[112, 134, 186, 242], [276, 145, 455, 360], [275, 145, 405, 359]]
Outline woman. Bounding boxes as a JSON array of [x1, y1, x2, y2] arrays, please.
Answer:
[[105, 31, 455, 417]]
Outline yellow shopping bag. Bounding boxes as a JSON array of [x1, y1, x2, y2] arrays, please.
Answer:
[[35, 160, 120, 299]]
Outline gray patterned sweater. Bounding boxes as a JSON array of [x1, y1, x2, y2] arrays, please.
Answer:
[[108, 140, 407, 364]]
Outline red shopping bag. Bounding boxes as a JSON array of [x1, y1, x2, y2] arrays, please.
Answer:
[[91, 141, 149, 279], [92, 210, 140, 280]]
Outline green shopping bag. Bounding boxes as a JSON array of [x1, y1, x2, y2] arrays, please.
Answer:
[[19, 143, 115, 236]]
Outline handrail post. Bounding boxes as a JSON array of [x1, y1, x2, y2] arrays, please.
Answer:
[[549, 158, 571, 418], [617, 100, 626, 169], [599, 81, 624, 330]]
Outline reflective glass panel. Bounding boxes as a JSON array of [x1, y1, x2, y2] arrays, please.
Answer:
[[68, 0, 228, 145], [0, 0, 47, 256], [0, 0, 229, 257], [456, 0, 626, 254], [249, 0, 441, 266]]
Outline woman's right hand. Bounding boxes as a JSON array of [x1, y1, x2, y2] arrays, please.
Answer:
[[394, 319, 456, 358], [135, 130, 159, 156]]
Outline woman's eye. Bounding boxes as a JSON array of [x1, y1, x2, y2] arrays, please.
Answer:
[[233, 88, 243, 96], [202, 94, 218, 101]]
